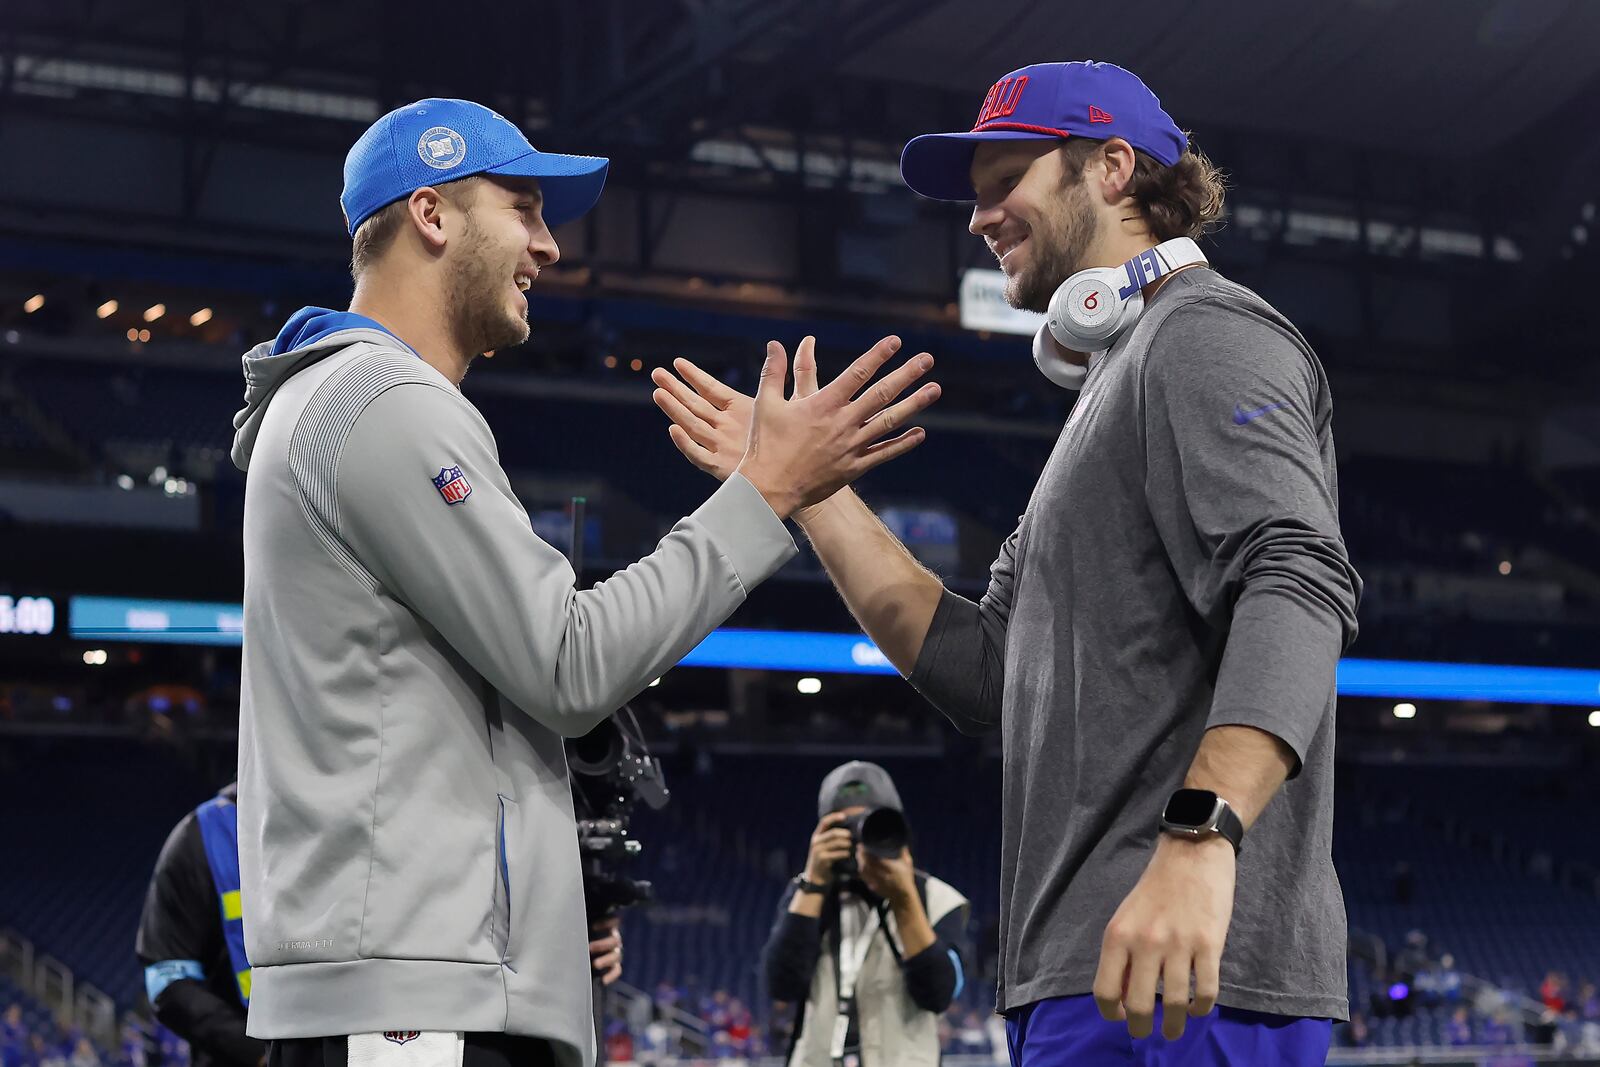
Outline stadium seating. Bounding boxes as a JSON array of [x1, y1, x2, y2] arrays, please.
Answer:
[[0, 738, 209, 1007], [5, 735, 1600, 1056]]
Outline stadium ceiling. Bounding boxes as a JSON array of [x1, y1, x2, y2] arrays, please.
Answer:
[[3, 0, 1597, 290], [844, 0, 1600, 157], [7, 0, 1599, 158]]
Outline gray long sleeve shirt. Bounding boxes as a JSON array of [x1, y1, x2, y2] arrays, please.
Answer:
[[910, 268, 1361, 1021]]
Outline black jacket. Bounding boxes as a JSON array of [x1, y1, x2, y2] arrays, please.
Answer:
[[135, 787, 266, 1067]]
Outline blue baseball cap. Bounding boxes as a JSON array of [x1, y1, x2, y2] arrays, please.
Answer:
[[899, 61, 1187, 202], [340, 98, 610, 236]]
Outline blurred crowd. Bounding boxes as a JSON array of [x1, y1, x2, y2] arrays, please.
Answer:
[[599, 981, 1009, 1064]]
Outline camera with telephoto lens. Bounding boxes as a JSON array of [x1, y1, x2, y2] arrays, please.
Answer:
[[832, 806, 910, 882], [566, 710, 668, 921]]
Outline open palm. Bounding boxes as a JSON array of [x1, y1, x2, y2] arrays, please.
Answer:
[[649, 355, 762, 481], [652, 335, 917, 482]]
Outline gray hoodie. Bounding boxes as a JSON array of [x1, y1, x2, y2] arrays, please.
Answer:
[[231, 311, 795, 1066]]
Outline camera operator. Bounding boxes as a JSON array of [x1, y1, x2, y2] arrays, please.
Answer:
[[587, 916, 623, 1067], [762, 762, 970, 1067], [569, 713, 663, 1066]]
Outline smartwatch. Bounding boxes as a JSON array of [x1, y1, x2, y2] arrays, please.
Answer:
[[1160, 789, 1244, 854], [791, 874, 829, 896]]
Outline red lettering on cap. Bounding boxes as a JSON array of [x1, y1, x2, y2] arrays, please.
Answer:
[[1088, 105, 1114, 124], [974, 76, 1030, 127]]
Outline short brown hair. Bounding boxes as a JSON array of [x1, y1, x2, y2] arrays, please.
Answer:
[[347, 179, 483, 281], [1060, 135, 1227, 241], [348, 199, 410, 282]]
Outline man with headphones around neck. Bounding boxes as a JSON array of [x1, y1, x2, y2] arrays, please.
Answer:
[[651, 60, 1361, 1066]]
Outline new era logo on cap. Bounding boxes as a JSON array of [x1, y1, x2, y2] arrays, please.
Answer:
[[1088, 105, 1114, 124]]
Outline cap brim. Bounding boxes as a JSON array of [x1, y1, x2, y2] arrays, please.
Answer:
[[487, 150, 611, 227], [899, 129, 1063, 201]]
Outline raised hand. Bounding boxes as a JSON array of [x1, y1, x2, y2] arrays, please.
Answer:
[[649, 355, 756, 482], [858, 845, 918, 906], [804, 809, 859, 885], [650, 336, 937, 516]]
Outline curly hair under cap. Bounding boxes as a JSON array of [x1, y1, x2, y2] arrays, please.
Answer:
[[1059, 135, 1228, 242]]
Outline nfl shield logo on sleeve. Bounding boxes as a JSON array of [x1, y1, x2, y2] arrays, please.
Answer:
[[432, 465, 472, 506]]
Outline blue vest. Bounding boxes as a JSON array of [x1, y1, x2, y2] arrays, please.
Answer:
[[195, 794, 252, 1006]]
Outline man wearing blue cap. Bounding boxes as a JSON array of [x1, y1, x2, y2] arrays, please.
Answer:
[[653, 61, 1359, 1066], [229, 99, 940, 1067]]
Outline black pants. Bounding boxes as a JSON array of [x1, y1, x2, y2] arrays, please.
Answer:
[[268, 1034, 559, 1067]]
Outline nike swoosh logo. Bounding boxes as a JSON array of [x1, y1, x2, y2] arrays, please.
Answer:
[[1233, 401, 1288, 425]]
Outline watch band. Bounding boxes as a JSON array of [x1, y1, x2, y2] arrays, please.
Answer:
[[1210, 800, 1244, 854], [792, 874, 829, 895]]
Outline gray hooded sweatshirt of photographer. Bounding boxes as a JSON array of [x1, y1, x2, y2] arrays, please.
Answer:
[[229, 309, 797, 1067]]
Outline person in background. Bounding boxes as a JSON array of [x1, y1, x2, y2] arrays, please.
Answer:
[[138, 784, 628, 1067], [762, 762, 969, 1067], [135, 784, 262, 1067]]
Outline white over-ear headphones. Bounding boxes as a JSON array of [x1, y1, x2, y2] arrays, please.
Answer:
[[1031, 237, 1209, 390]]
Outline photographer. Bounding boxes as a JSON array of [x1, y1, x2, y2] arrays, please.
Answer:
[[762, 762, 970, 1067]]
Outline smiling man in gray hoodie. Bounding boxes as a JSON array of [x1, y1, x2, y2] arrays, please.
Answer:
[[229, 98, 940, 1067]]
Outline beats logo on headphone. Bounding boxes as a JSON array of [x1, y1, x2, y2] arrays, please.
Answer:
[[1032, 237, 1208, 390]]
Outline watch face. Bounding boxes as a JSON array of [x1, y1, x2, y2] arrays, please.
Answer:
[[1164, 789, 1219, 826]]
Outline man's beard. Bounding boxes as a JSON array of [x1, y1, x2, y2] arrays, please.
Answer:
[[446, 213, 532, 360], [1006, 178, 1099, 314]]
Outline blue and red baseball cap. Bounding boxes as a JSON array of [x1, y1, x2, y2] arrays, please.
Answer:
[[340, 98, 610, 236], [899, 61, 1187, 202]]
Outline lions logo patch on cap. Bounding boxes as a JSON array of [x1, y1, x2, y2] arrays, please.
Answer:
[[417, 126, 467, 170], [433, 465, 472, 505]]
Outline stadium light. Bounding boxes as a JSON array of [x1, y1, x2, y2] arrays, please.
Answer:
[[1589, 711, 1600, 728], [96, 299, 118, 319], [143, 303, 166, 323], [82, 649, 107, 666], [138, 329, 151, 342], [189, 307, 213, 326], [125, 328, 138, 341], [797, 677, 822, 695], [24, 294, 44, 313], [1497, 560, 1512, 576], [1393, 702, 1418, 719]]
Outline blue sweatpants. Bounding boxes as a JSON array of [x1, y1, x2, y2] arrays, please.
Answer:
[[1006, 994, 1333, 1067]]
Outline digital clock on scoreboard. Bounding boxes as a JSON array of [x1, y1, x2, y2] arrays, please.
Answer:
[[0, 595, 58, 636]]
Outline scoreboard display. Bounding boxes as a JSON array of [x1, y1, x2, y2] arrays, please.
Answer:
[[0, 595, 56, 636]]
